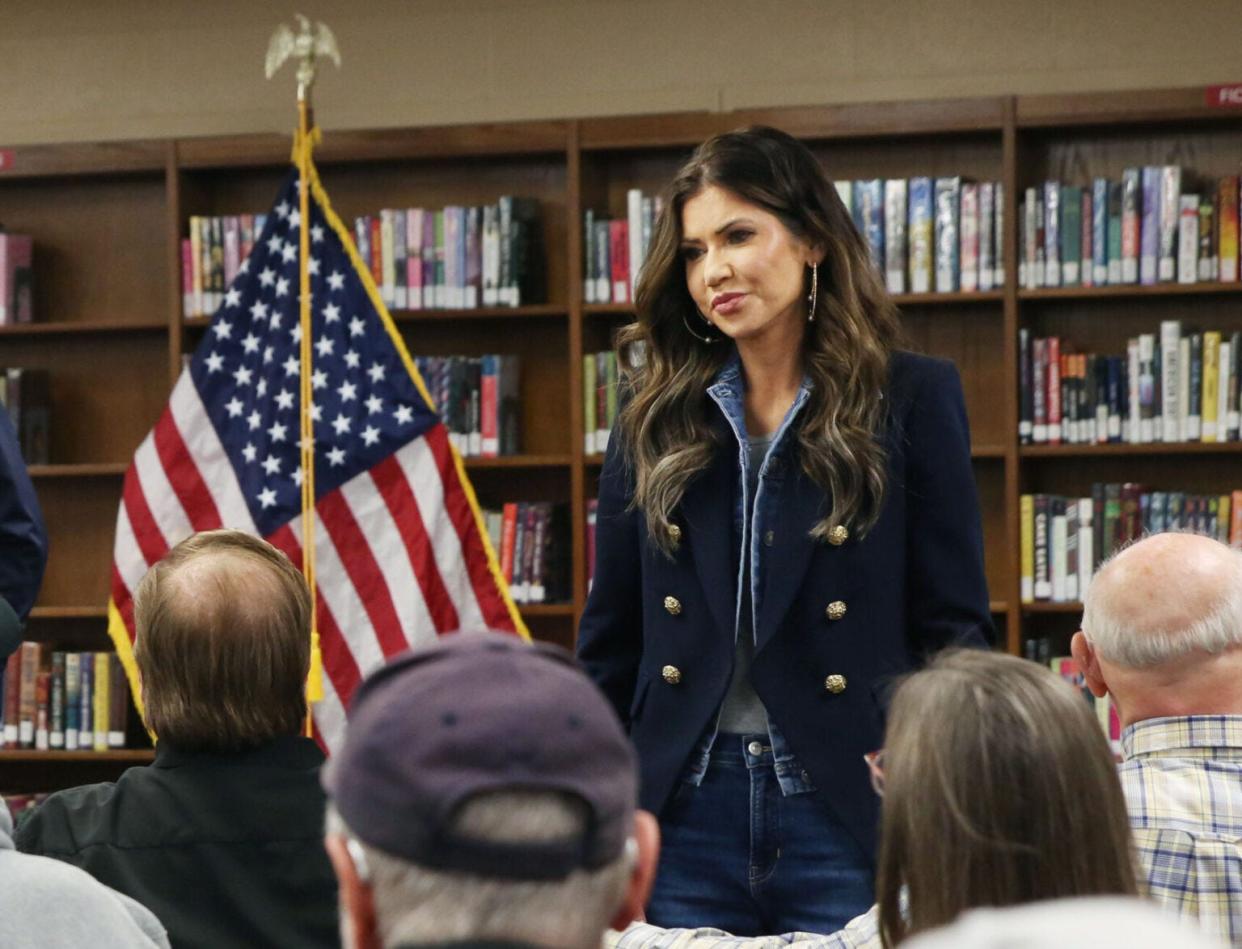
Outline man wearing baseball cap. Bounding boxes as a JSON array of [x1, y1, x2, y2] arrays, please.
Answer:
[[322, 630, 661, 949]]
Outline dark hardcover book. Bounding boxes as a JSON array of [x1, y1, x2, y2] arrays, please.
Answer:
[[1188, 331, 1203, 439], [500, 196, 545, 307], [519, 503, 539, 604], [1107, 180, 1124, 284], [498, 354, 521, 455], [108, 654, 128, 748], [1107, 357, 1124, 443], [1019, 328, 1033, 444], [1149, 491, 1168, 534], [1120, 482, 1144, 545], [544, 502, 572, 603], [1061, 185, 1082, 286], [1230, 330, 1242, 440], [1103, 483, 1123, 560], [467, 356, 482, 457], [1167, 491, 1186, 532], [49, 651, 65, 749], [1032, 336, 1047, 442], [1092, 483, 1106, 571]]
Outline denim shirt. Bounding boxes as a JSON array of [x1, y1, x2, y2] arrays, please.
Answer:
[[681, 353, 816, 796]]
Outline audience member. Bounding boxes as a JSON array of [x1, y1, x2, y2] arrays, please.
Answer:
[[902, 897, 1225, 949], [16, 529, 338, 949], [1073, 531, 1242, 943], [0, 802, 170, 948], [322, 630, 660, 949], [610, 649, 1137, 947]]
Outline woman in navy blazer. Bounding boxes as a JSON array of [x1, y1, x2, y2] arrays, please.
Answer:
[[577, 127, 992, 936]]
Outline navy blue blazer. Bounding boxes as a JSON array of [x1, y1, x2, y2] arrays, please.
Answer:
[[576, 351, 992, 863]]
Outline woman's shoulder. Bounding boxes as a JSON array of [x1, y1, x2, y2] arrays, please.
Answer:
[[885, 350, 961, 405]]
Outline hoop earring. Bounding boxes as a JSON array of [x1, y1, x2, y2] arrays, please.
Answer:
[[682, 310, 718, 344], [807, 263, 818, 323]]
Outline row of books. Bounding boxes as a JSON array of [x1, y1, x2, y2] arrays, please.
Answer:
[[1018, 324, 1242, 445], [582, 189, 663, 304], [353, 200, 545, 311], [583, 351, 619, 454], [3, 792, 48, 823], [1019, 486, 1242, 603], [2, 645, 131, 751], [181, 214, 271, 318], [1019, 171, 1242, 289], [414, 355, 521, 457], [1034, 651, 1122, 752], [0, 233, 33, 324], [481, 502, 571, 605], [0, 367, 50, 464], [835, 177, 1006, 294]]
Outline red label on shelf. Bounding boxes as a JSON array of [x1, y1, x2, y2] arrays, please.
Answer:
[[0, 150, 13, 171], [1206, 84, 1242, 108]]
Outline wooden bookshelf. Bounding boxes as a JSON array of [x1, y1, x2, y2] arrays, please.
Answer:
[[5, 83, 1242, 792]]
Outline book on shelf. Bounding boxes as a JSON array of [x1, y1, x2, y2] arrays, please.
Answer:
[[182, 200, 545, 319], [1019, 168, 1242, 290], [1018, 325, 1241, 446], [414, 355, 521, 458], [1036, 654, 1122, 753], [1, 645, 130, 751], [481, 501, 570, 605], [0, 233, 33, 325], [0, 367, 51, 465], [1019, 485, 1242, 604], [583, 190, 662, 305]]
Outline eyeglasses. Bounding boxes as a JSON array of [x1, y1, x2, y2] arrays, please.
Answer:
[[863, 749, 885, 797]]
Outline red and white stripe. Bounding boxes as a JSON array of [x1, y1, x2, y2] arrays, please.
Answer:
[[111, 371, 517, 752]]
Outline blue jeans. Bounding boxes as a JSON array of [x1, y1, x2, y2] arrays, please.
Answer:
[[646, 734, 874, 937]]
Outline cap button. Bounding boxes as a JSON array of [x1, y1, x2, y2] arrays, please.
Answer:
[[828, 525, 849, 546], [667, 523, 682, 546], [825, 600, 847, 621], [663, 595, 682, 616], [662, 664, 683, 685], [824, 674, 847, 694]]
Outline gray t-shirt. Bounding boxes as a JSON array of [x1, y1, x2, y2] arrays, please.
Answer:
[[718, 432, 774, 735]]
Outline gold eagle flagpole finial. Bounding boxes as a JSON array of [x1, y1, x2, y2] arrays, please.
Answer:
[[265, 15, 340, 732]]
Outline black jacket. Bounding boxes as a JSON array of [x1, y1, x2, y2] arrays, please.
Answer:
[[577, 352, 993, 863], [15, 735, 338, 949]]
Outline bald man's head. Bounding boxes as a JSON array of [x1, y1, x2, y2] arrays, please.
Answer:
[[1082, 533, 1242, 668]]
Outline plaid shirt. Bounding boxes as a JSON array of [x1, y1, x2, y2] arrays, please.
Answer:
[[1121, 715, 1242, 944], [605, 906, 880, 949]]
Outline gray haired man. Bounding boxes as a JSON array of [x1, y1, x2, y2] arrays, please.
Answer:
[[1072, 531, 1242, 943], [322, 630, 660, 949]]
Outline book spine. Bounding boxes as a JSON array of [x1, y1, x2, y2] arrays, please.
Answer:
[[49, 651, 65, 749], [934, 177, 960, 292], [1020, 494, 1034, 603], [64, 652, 80, 751], [1065, 501, 1080, 602], [480, 354, 498, 457], [583, 209, 596, 303], [586, 498, 599, 590], [1203, 331, 1221, 442], [609, 220, 629, 304], [1033, 494, 1051, 600], [1219, 339, 1233, 442], [2, 650, 19, 747], [499, 502, 518, 587], [1177, 336, 1192, 440], [994, 182, 1005, 287], [978, 182, 994, 292], [1060, 185, 1080, 286], [960, 182, 979, 292], [1220, 176, 1240, 282], [627, 188, 644, 301], [79, 652, 92, 745], [392, 207, 408, 309], [109, 654, 127, 748], [519, 503, 539, 603], [1078, 498, 1094, 597], [371, 215, 385, 295], [1080, 188, 1093, 287], [1160, 320, 1182, 442], [180, 238, 194, 319], [1047, 336, 1062, 444], [1199, 195, 1216, 282], [34, 670, 49, 751], [18, 641, 38, 747], [93, 651, 110, 751], [1032, 336, 1047, 443], [1043, 181, 1061, 287], [594, 220, 611, 303], [1188, 332, 1203, 441], [1159, 166, 1182, 282], [1019, 327, 1033, 444], [884, 179, 907, 293], [407, 208, 424, 311], [1140, 166, 1161, 285], [529, 503, 549, 604], [1121, 169, 1141, 283], [1177, 194, 1199, 284], [595, 352, 610, 452], [908, 177, 933, 293], [1023, 187, 1038, 289], [1230, 331, 1242, 440], [1091, 178, 1109, 285], [583, 352, 597, 454]]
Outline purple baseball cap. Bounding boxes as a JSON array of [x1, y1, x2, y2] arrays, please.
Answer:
[[323, 630, 638, 881]]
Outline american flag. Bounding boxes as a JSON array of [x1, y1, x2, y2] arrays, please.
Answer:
[[108, 166, 524, 750]]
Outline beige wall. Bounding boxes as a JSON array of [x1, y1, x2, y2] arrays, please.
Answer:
[[3, 0, 1239, 145]]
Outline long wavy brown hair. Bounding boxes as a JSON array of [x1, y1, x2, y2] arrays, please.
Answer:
[[875, 650, 1138, 946], [616, 126, 901, 553]]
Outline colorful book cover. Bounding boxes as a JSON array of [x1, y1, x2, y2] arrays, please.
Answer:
[[1092, 178, 1109, 286], [1178, 194, 1200, 284], [1159, 165, 1182, 282], [933, 177, 961, 292], [1020, 494, 1034, 602], [1203, 331, 1221, 442], [1043, 181, 1061, 287], [1219, 176, 1239, 282], [1140, 166, 1160, 285], [884, 178, 907, 294], [1121, 169, 1141, 283], [978, 182, 994, 292], [908, 177, 933, 293], [1198, 195, 1216, 282], [960, 182, 979, 292]]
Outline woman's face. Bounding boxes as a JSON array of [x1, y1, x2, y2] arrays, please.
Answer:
[[680, 184, 817, 347]]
